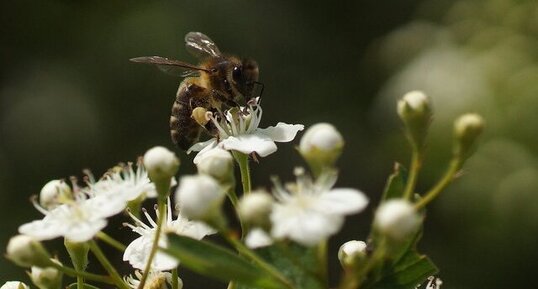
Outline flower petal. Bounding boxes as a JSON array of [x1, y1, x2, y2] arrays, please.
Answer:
[[220, 134, 277, 157], [188, 138, 217, 154], [245, 228, 273, 248], [124, 236, 179, 271], [191, 139, 218, 164], [316, 188, 369, 215], [256, 123, 304, 142]]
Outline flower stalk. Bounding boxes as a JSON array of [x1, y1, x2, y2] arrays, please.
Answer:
[[96, 232, 126, 251], [88, 241, 129, 289], [233, 151, 251, 195]]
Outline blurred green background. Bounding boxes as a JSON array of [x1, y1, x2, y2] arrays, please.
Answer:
[[1, 0, 537, 288]]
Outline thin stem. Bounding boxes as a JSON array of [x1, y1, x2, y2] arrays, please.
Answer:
[[403, 148, 421, 200], [415, 158, 462, 210], [233, 152, 251, 195], [223, 231, 294, 289], [317, 240, 328, 287], [49, 262, 112, 284], [97, 231, 126, 251], [137, 198, 167, 289], [77, 275, 84, 289], [172, 268, 179, 289], [89, 241, 129, 289]]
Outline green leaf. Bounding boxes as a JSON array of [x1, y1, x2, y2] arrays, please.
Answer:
[[381, 163, 407, 201], [66, 283, 101, 289], [162, 234, 283, 289], [367, 252, 438, 289], [236, 243, 324, 289]]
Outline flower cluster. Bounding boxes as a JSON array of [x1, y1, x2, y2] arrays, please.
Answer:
[[3, 92, 481, 289]]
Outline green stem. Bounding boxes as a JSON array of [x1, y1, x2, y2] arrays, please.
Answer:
[[49, 262, 112, 284], [233, 152, 251, 194], [223, 231, 294, 289], [403, 148, 421, 200], [317, 240, 328, 286], [415, 158, 462, 210], [172, 268, 179, 289], [77, 275, 84, 289], [137, 198, 167, 289], [97, 232, 126, 251], [89, 241, 129, 289]]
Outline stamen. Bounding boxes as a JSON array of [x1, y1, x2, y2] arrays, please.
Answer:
[[30, 195, 50, 215]]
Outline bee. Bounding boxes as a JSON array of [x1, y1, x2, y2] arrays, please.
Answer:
[[130, 32, 261, 150]]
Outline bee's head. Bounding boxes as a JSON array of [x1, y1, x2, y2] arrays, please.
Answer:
[[231, 58, 259, 100]]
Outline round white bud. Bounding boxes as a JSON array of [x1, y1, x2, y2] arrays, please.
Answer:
[[30, 266, 62, 289], [338, 240, 367, 267], [39, 180, 72, 210], [196, 148, 234, 181], [143, 146, 180, 182], [299, 123, 344, 170], [397, 91, 430, 116], [175, 175, 225, 220], [6, 235, 51, 268], [0, 282, 30, 289], [374, 200, 420, 240], [238, 191, 273, 226]]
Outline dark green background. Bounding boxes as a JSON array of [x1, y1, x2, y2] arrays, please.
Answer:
[[2, 1, 537, 288]]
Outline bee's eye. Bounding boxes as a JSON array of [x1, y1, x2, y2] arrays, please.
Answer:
[[232, 66, 242, 81]]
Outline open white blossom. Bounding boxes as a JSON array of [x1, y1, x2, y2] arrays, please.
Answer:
[[188, 98, 304, 163], [125, 270, 183, 289], [270, 168, 369, 246], [123, 200, 215, 271], [0, 282, 29, 289]]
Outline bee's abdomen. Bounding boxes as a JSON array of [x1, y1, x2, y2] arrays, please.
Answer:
[[170, 82, 210, 150]]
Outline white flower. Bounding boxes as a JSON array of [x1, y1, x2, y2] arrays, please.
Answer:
[[338, 240, 367, 266], [143, 146, 180, 182], [6, 235, 51, 268], [245, 228, 273, 249], [188, 98, 304, 163], [30, 266, 62, 289], [125, 270, 183, 289], [0, 282, 29, 289], [270, 168, 369, 246], [123, 200, 215, 271], [174, 175, 225, 220], [374, 199, 420, 240], [19, 196, 112, 242]]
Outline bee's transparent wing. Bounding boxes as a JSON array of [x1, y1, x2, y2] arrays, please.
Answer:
[[185, 32, 221, 58], [130, 56, 208, 77]]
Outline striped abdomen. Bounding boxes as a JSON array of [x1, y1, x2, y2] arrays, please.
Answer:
[[170, 81, 211, 150]]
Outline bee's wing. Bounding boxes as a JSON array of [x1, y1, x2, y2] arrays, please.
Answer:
[[130, 56, 209, 77], [185, 32, 222, 58]]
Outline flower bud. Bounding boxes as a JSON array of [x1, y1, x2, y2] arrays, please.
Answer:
[[1, 282, 30, 289], [397, 91, 432, 149], [299, 123, 344, 172], [245, 228, 273, 249], [196, 148, 234, 182], [175, 175, 225, 221], [39, 180, 72, 210], [6, 235, 51, 268], [453, 113, 484, 158], [374, 200, 420, 240], [30, 266, 62, 289], [338, 240, 367, 267], [238, 190, 273, 227], [143, 146, 180, 183]]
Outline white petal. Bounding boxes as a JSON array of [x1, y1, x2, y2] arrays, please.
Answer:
[[192, 140, 218, 164], [256, 123, 304, 142], [188, 138, 216, 154], [316, 188, 369, 215], [124, 236, 178, 271], [245, 228, 273, 248], [220, 134, 277, 157], [18, 219, 63, 241], [170, 217, 216, 239], [63, 218, 107, 242]]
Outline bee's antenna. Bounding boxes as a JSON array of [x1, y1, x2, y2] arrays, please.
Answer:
[[253, 81, 264, 98]]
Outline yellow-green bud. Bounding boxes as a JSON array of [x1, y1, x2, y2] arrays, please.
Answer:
[[6, 235, 51, 268], [453, 113, 485, 158], [30, 266, 62, 289], [397, 91, 432, 149], [299, 123, 344, 173], [238, 190, 273, 227], [338, 240, 367, 267], [1, 282, 30, 289], [143, 146, 180, 182], [196, 148, 234, 183]]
